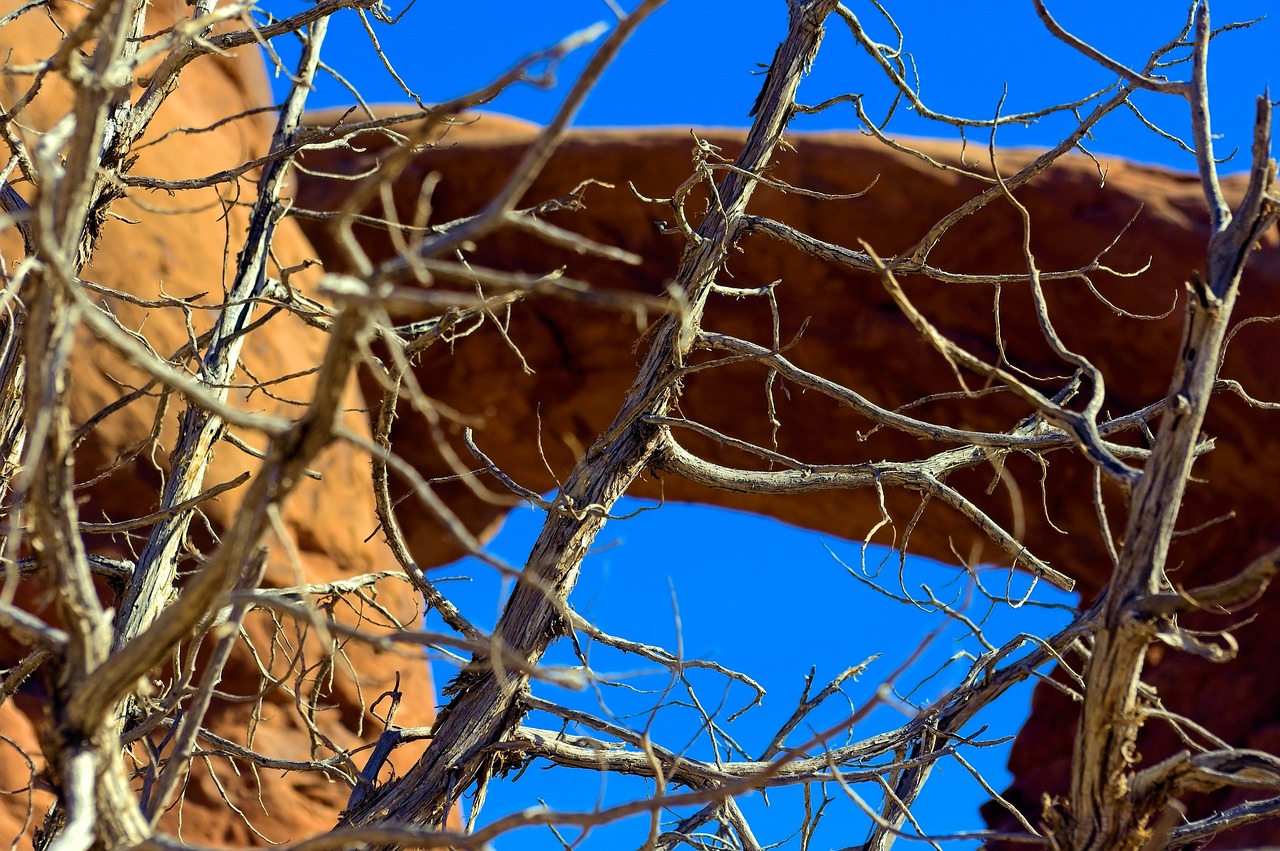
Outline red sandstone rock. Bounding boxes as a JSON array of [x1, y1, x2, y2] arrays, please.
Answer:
[[294, 119, 1280, 844], [0, 1, 434, 845]]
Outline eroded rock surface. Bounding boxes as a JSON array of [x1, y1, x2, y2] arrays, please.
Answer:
[[0, 1, 434, 844], [295, 119, 1280, 843]]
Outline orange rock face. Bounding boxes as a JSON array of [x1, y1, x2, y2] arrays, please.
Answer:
[[0, 0, 434, 845], [294, 120, 1280, 843]]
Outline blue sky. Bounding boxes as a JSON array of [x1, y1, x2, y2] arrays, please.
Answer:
[[284, 1, 1279, 172], [270, 1, 1277, 847], [423, 501, 1077, 849]]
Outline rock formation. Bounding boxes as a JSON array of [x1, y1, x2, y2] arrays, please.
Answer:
[[0, 0, 435, 844], [294, 119, 1280, 843], [5, 0, 1280, 844]]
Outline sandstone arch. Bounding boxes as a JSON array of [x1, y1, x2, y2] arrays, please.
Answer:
[[293, 115, 1280, 842]]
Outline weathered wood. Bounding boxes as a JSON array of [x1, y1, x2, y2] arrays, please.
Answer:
[[338, 0, 840, 833]]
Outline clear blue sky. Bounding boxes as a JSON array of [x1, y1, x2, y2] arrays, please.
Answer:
[[288, 1, 1278, 171], [272, 2, 1276, 847]]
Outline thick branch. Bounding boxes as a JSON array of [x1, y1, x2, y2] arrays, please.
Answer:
[[338, 0, 838, 833]]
